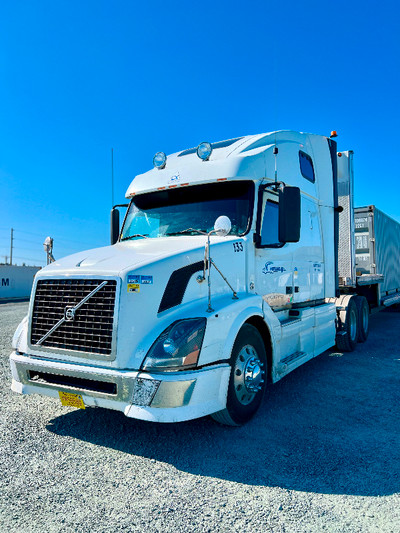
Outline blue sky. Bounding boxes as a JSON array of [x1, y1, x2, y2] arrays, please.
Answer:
[[1, 0, 399, 266]]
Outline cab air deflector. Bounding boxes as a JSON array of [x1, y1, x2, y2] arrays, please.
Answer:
[[158, 261, 204, 313]]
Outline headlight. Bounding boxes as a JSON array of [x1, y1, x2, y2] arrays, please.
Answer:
[[142, 318, 206, 371]]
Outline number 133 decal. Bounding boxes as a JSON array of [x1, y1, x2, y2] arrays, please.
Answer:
[[233, 242, 244, 252]]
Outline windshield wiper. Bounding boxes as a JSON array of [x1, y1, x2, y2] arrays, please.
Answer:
[[120, 234, 149, 241], [165, 228, 207, 236]]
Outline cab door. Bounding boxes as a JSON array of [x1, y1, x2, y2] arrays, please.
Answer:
[[291, 196, 324, 303], [254, 185, 315, 363], [254, 189, 294, 309]]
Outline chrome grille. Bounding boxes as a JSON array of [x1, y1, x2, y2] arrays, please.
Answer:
[[30, 279, 117, 355]]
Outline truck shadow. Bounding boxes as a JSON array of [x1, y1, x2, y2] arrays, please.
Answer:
[[46, 312, 400, 497]]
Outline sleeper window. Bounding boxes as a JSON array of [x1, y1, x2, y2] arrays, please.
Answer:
[[299, 151, 315, 183]]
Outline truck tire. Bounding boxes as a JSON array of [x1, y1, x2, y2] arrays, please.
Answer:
[[335, 296, 359, 352], [211, 324, 267, 426], [354, 295, 369, 343]]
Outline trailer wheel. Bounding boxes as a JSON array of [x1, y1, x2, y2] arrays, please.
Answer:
[[336, 296, 359, 352], [211, 324, 267, 426], [355, 296, 369, 343]]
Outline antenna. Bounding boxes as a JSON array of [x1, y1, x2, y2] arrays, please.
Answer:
[[111, 148, 114, 208], [273, 145, 278, 183]]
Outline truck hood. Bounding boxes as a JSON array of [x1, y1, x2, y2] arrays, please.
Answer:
[[38, 237, 211, 277], [29, 235, 247, 370]]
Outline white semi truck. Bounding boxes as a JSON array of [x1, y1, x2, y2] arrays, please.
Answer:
[[10, 131, 400, 425]]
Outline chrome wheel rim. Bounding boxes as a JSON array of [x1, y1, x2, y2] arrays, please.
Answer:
[[233, 344, 264, 406]]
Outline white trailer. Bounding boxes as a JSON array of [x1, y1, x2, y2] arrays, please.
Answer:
[[9, 131, 400, 425]]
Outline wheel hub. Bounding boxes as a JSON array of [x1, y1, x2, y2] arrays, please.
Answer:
[[233, 345, 265, 405], [244, 357, 263, 393]]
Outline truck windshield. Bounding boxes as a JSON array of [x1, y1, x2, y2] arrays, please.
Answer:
[[121, 180, 254, 240]]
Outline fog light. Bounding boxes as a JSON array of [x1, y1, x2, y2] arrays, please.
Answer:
[[132, 378, 161, 406]]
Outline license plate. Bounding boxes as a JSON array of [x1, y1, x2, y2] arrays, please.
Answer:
[[58, 391, 85, 409]]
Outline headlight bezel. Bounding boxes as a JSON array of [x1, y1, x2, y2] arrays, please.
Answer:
[[141, 318, 206, 372]]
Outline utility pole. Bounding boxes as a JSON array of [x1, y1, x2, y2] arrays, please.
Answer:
[[10, 228, 14, 265]]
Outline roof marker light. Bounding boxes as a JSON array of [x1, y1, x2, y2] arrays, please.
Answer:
[[197, 142, 212, 161], [153, 152, 167, 169], [330, 131, 338, 138]]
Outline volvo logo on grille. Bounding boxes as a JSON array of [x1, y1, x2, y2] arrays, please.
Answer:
[[65, 307, 76, 321]]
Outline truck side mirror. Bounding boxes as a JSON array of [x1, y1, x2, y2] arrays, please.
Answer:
[[213, 215, 232, 237], [110, 208, 120, 245], [278, 186, 301, 243]]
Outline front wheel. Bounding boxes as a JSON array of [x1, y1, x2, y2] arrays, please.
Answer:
[[211, 324, 267, 426]]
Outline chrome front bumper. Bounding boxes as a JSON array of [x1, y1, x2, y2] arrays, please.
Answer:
[[10, 352, 230, 423]]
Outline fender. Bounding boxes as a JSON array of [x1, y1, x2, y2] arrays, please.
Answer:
[[199, 294, 280, 367], [222, 305, 263, 361], [216, 295, 273, 362]]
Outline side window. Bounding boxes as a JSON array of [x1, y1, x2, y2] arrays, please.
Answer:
[[260, 193, 281, 247], [299, 151, 315, 183]]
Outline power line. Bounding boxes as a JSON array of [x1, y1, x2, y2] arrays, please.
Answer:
[[6, 236, 90, 251], [1, 227, 102, 247], [6, 228, 43, 237], [13, 255, 45, 261], [13, 237, 42, 245]]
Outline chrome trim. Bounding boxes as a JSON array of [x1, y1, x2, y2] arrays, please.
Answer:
[[14, 358, 134, 402], [150, 379, 196, 408]]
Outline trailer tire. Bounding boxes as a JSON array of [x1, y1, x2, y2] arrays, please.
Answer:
[[211, 324, 267, 426], [335, 296, 359, 352], [354, 295, 369, 343]]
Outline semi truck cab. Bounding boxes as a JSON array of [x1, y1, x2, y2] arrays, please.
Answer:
[[10, 130, 367, 425]]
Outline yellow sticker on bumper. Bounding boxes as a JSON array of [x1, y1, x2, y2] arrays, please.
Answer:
[[58, 391, 85, 409]]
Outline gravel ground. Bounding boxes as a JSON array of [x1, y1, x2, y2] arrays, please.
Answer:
[[1, 301, 400, 533]]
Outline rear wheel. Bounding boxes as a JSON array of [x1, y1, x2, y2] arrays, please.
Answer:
[[211, 324, 267, 426], [336, 296, 359, 352], [355, 295, 369, 343]]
